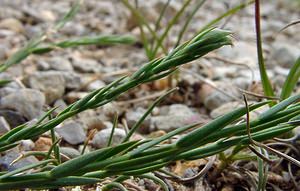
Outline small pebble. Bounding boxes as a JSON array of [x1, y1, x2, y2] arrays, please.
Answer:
[[55, 122, 86, 145]]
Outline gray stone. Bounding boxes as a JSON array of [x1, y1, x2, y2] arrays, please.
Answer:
[[78, 144, 91, 155], [38, 57, 73, 71], [0, 72, 12, 82], [37, 60, 50, 70], [213, 66, 238, 79], [0, 7, 23, 20], [0, 116, 10, 134], [0, 89, 45, 120], [65, 91, 88, 104], [61, 72, 82, 90], [126, 107, 150, 134], [91, 128, 126, 149], [81, 116, 112, 131], [151, 104, 203, 132], [71, 56, 101, 73], [217, 41, 257, 68], [5, 81, 23, 89], [25, 71, 66, 104], [204, 83, 240, 110], [0, 149, 39, 171], [61, 22, 87, 36], [55, 122, 86, 145], [24, 25, 43, 39], [20, 140, 35, 151], [204, 92, 233, 111], [232, 77, 252, 90], [0, 44, 7, 60], [0, 87, 17, 97], [0, 109, 26, 128], [60, 147, 80, 159], [102, 102, 120, 118], [46, 57, 73, 71], [274, 66, 290, 76], [53, 99, 68, 113], [87, 80, 106, 91], [211, 101, 263, 120], [210, 102, 243, 118], [21, 7, 56, 23], [273, 75, 286, 89], [271, 43, 299, 68]]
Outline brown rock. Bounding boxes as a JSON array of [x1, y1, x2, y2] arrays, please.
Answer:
[[0, 18, 24, 33], [153, 78, 170, 90], [198, 83, 214, 103], [33, 137, 52, 152]]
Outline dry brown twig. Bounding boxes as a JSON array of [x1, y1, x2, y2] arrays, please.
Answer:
[[243, 94, 300, 168]]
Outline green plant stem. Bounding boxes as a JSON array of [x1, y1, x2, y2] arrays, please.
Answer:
[[154, 0, 171, 32], [108, 113, 118, 147], [137, 174, 169, 191], [101, 182, 128, 191], [199, 0, 254, 32], [31, 35, 136, 54], [122, 88, 178, 143], [121, 0, 166, 54], [151, 0, 193, 59], [175, 0, 207, 47], [281, 57, 300, 100], [255, 0, 275, 103]]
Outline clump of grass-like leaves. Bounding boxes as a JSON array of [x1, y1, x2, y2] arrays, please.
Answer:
[[0, 1, 300, 190], [0, 27, 232, 151], [0, 26, 300, 189]]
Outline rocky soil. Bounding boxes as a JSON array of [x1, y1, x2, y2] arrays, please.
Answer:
[[0, 0, 299, 190]]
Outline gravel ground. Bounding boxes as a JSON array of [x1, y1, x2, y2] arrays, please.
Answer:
[[0, 0, 299, 190]]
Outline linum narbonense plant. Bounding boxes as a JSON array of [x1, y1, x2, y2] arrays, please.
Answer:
[[0, 0, 300, 190]]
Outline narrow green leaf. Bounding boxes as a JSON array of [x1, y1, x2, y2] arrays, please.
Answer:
[[130, 123, 201, 156], [175, 0, 207, 47], [199, 0, 254, 31], [54, 0, 83, 30], [105, 149, 175, 171], [0, 79, 11, 86], [281, 57, 300, 100], [151, 0, 193, 59], [154, 0, 171, 32], [123, 88, 178, 142], [137, 174, 169, 191], [31, 35, 136, 54], [254, 0, 275, 102], [102, 182, 128, 191], [50, 141, 137, 178], [122, 163, 167, 176], [121, 0, 166, 54], [0, 159, 55, 180], [176, 101, 268, 148], [108, 113, 118, 147]]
